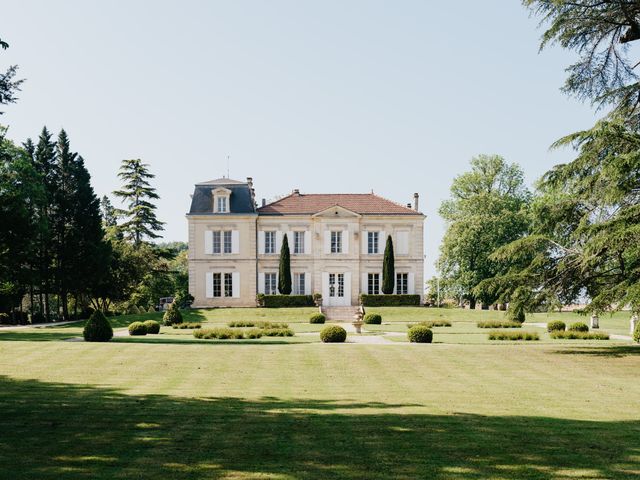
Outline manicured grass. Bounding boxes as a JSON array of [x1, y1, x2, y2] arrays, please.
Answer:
[[1, 341, 640, 479]]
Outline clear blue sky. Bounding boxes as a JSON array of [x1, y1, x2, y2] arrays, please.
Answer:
[[2, 0, 597, 279]]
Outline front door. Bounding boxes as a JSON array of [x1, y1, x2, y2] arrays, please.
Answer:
[[323, 272, 351, 306]]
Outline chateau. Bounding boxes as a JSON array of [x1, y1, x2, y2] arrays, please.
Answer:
[[187, 177, 425, 307]]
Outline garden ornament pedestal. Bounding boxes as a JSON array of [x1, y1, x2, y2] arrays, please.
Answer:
[[590, 314, 599, 329], [353, 308, 364, 334], [631, 315, 638, 336]]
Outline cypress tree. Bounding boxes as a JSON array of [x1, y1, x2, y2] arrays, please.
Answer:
[[382, 235, 395, 294], [278, 233, 292, 295], [113, 159, 165, 246]]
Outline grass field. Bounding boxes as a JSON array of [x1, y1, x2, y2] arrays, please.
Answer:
[[1, 307, 639, 479]]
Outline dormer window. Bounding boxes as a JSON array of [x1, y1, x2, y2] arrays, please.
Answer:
[[212, 187, 232, 213]]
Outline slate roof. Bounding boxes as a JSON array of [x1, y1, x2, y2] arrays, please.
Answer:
[[257, 193, 422, 216], [188, 179, 256, 215]]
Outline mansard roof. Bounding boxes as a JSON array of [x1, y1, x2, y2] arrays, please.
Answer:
[[257, 193, 422, 216], [188, 178, 256, 215]]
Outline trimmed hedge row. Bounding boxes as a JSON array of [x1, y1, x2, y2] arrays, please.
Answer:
[[257, 294, 314, 308], [172, 322, 202, 329], [194, 328, 263, 340], [488, 330, 539, 341], [360, 294, 421, 307], [228, 321, 289, 329], [547, 321, 566, 332], [568, 322, 589, 332], [407, 320, 452, 328], [550, 331, 609, 340], [477, 320, 522, 329]]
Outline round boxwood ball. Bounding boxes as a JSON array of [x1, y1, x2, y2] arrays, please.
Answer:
[[83, 310, 113, 342], [128, 321, 147, 336], [309, 313, 326, 324], [547, 321, 566, 332], [364, 313, 382, 325], [320, 325, 347, 343], [143, 320, 160, 334], [163, 305, 183, 326], [408, 325, 433, 343], [568, 322, 589, 332]]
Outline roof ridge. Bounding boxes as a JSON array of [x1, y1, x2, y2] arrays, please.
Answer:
[[368, 192, 418, 213]]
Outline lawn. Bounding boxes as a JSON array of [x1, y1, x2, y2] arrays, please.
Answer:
[[0, 307, 639, 479]]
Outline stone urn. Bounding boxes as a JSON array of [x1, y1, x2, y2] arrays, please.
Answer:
[[590, 314, 599, 329]]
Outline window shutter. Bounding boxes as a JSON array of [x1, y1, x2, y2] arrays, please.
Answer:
[[322, 272, 329, 300], [304, 272, 311, 295], [362, 231, 368, 254], [361, 273, 368, 293], [379, 231, 386, 254], [304, 231, 311, 254], [397, 231, 409, 255], [258, 231, 265, 254], [393, 273, 397, 294], [258, 272, 265, 294], [232, 272, 240, 298], [323, 231, 331, 254], [342, 230, 349, 254], [204, 230, 213, 255], [408, 272, 415, 294], [343, 272, 351, 305], [206, 272, 213, 298], [231, 230, 240, 254], [276, 231, 283, 253]]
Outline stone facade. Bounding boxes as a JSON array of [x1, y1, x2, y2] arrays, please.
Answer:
[[187, 178, 425, 308]]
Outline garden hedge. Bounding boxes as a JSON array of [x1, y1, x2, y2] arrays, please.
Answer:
[[359, 294, 420, 307], [407, 325, 433, 343], [547, 321, 566, 332], [258, 294, 314, 308], [568, 322, 589, 332], [128, 321, 147, 336]]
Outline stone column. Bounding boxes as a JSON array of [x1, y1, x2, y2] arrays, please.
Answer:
[[590, 314, 599, 329], [630, 314, 638, 336]]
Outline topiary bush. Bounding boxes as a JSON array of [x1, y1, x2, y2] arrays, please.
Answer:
[[568, 322, 589, 332], [364, 313, 382, 325], [547, 321, 566, 332], [127, 304, 140, 315], [163, 304, 183, 326], [408, 325, 433, 343], [143, 320, 160, 334], [309, 313, 326, 324], [128, 321, 147, 336], [320, 325, 347, 343], [82, 310, 113, 342]]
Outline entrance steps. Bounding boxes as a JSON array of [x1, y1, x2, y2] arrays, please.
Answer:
[[322, 306, 360, 322]]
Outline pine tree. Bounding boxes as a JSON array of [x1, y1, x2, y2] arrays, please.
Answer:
[[382, 235, 395, 294], [278, 233, 292, 295], [113, 159, 164, 245], [100, 196, 117, 228]]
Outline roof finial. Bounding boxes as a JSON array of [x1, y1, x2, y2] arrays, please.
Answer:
[[226, 155, 230, 178]]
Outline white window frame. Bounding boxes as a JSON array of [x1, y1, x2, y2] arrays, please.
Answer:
[[368, 273, 380, 295], [293, 273, 306, 295], [330, 231, 342, 254], [264, 231, 276, 254], [217, 196, 228, 213], [396, 273, 408, 295], [223, 231, 232, 254], [264, 273, 277, 295], [293, 231, 305, 254], [368, 231, 379, 254], [212, 273, 222, 297]]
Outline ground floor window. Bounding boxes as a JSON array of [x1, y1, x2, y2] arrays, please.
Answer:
[[396, 273, 408, 295], [293, 273, 306, 295], [211, 272, 234, 297], [265, 273, 277, 295], [368, 273, 380, 295], [212, 273, 221, 297], [224, 273, 233, 297]]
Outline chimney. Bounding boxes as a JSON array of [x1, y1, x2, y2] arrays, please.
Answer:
[[406, 203, 412, 208], [413, 193, 419, 211], [261, 198, 266, 207], [246, 177, 253, 188], [292, 189, 300, 195]]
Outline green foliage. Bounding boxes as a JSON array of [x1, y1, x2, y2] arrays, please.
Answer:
[[406, 320, 452, 328], [172, 322, 201, 329], [407, 325, 433, 343], [128, 321, 147, 336], [261, 328, 294, 337], [228, 321, 288, 329], [633, 321, 640, 343], [547, 321, 566, 332], [360, 294, 420, 306], [320, 325, 347, 343], [309, 313, 326, 324], [82, 310, 113, 342], [439, 155, 531, 309], [363, 313, 382, 325], [488, 330, 539, 341], [143, 320, 160, 334], [568, 322, 589, 333], [258, 295, 314, 308], [382, 235, 395, 294], [550, 331, 609, 340], [112, 159, 165, 245], [476, 320, 522, 329], [194, 328, 261, 340], [162, 304, 183, 326], [128, 305, 140, 315], [278, 233, 292, 295]]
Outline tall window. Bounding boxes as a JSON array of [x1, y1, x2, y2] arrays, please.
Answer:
[[217, 196, 228, 213], [212, 273, 222, 297], [367, 231, 379, 254], [330, 231, 342, 253], [396, 273, 408, 295], [223, 231, 232, 254], [224, 273, 233, 297], [212, 231, 221, 254], [265, 273, 277, 295], [329, 273, 336, 297], [293, 273, 306, 295], [264, 231, 276, 254], [367, 273, 380, 295], [294, 231, 305, 254]]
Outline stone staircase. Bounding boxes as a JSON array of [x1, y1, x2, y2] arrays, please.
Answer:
[[322, 306, 361, 323]]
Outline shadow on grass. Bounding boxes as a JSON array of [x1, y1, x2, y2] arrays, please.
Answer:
[[1, 376, 639, 480], [551, 345, 640, 357]]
